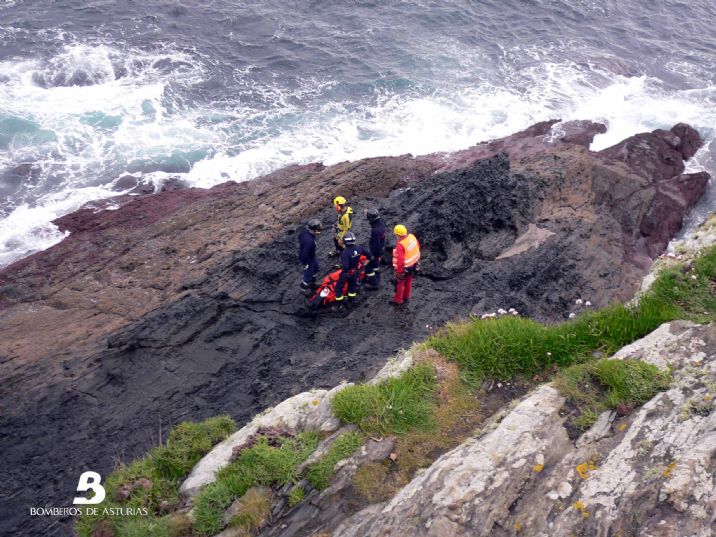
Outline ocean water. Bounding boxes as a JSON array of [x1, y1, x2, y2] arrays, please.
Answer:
[[1, 0, 715, 266]]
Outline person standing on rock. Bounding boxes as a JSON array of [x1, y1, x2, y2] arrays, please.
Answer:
[[363, 208, 386, 290], [329, 196, 353, 263], [392, 224, 420, 305], [299, 218, 322, 291], [334, 232, 372, 303]]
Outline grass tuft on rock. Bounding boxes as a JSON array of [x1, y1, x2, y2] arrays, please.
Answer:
[[555, 358, 672, 431], [227, 487, 272, 531], [154, 416, 237, 480], [429, 245, 716, 382], [193, 432, 319, 536], [306, 431, 364, 490], [287, 485, 305, 507], [331, 362, 437, 436], [351, 353, 483, 503], [428, 300, 677, 383], [75, 415, 235, 537]]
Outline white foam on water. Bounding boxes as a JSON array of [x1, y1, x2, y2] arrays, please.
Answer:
[[181, 61, 716, 187], [0, 41, 217, 265], [0, 184, 121, 266], [2, 39, 716, 267]]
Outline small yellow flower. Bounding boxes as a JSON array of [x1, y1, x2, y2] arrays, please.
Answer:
[[532, 464, 544, 473], [617, 423, 628, 432], [312, 399, 320, 406]]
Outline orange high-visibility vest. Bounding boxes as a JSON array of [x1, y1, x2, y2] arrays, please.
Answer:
[[393, 234, 420, 269]]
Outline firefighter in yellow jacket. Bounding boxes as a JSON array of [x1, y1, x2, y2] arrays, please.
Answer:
[[330, 196, 353, 257]]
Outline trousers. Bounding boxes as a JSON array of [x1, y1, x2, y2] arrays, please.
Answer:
[[302, 258, 320, 285], [393, 271, 414, 304], [335, 269, 358, 300], [365, 256, 381, 287]]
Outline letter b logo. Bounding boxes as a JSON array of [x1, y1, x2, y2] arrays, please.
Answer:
[[73, 471, 105, 505]]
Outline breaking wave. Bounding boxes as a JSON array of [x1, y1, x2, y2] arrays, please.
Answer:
[[1, 1, 715, 266]]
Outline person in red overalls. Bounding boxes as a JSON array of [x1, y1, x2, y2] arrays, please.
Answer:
[[392, 224, 420, 305]]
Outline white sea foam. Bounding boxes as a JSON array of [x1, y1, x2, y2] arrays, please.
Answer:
[[0, 184, 122, 266], [0, 42, 214, 265], [1, 39, 715, 267]]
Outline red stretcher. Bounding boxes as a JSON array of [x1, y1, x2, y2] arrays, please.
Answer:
[[306, 255, 369, 309]]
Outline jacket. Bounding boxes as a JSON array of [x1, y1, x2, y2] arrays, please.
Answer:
[[369, 218, 386, 257], [340, 244, 372, 272], [392, 234, 420, 273], [298, 228, 317, 265], [335, 207, 353, 239]]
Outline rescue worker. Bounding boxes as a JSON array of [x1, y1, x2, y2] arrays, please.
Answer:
[[329, 196, 353, 258], [298, 218, 322, 291], [334, 232, 372, 302], [363, 208, 386, 290], [392, 224, 420, 305]]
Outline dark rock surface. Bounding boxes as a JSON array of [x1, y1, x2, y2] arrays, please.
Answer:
[[0, 121, 708, 536]]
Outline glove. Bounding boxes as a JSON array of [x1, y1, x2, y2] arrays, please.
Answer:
[[396, 271, 406, 281], [303, 264, 310, 270]]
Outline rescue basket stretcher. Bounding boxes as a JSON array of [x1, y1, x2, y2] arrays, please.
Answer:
[[306, 255, 369, 309]]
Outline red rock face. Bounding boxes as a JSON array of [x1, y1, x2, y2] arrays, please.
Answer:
[[0, 120, 708, 537]]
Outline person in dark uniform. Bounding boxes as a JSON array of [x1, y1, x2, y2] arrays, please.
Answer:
[[298, 218, 322, 290], [334, 232, 372, 302], [363, 208, 386, 290]]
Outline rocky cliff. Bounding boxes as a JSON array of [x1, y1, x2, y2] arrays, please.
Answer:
[[333, 321, 716, 537], [0, 120, 709, 536]]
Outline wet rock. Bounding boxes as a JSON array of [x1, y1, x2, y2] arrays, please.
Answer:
[[113, 174, 139, 191], [638, 172, 710, 258], [596, 124, 702, 182]]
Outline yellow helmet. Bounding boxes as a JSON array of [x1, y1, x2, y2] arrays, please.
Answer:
[[394, 224, 407, 236], [333, 196, 347, 207]]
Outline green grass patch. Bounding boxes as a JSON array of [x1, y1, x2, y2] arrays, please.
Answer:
[[649, 249, 716, 324], [287, 485, 305, 507], [74, 415, 235, 537], [306, 431, 364, 490], [555, 358, 672, 431], [193, 432, 319, 536], [428, 245, 716, 382], [331, 362, 437, 436], [428, 299, 677, 382]]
